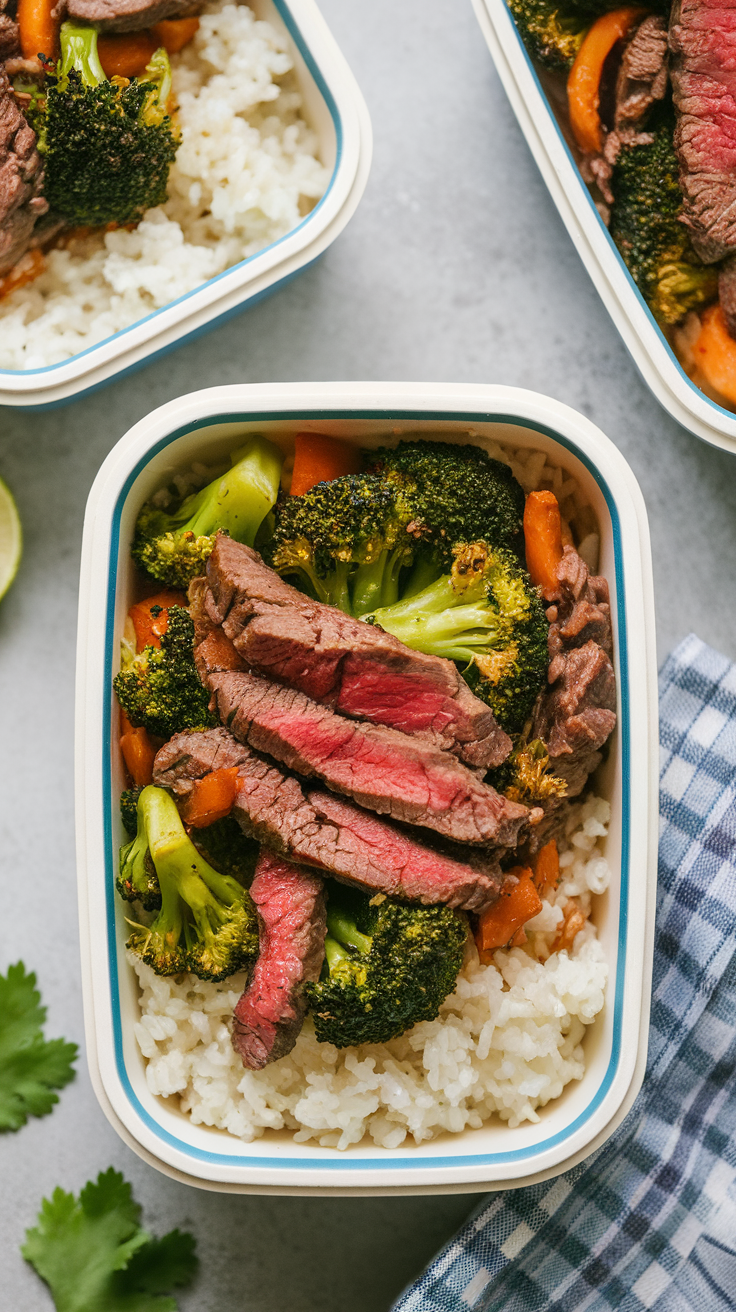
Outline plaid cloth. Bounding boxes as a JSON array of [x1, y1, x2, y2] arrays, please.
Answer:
[[393, 634, 736, 1312]]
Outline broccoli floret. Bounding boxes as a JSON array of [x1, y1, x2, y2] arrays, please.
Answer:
[[132, 436, 284, 588], [189, 817, 260, 887], [365, 440, 526, 589], [123, 787, 259, 981], [32, 24, 178, 228], [114, 606, 215, 739], [267, 474, 417, 615], [305, 883, 468, 1047], [505, 0, 612, 70], [117, 809, 162, 911], [366, 541, 549, 735], [120, 787, 145, 838], [489, 737, 567, 804], [611, 109, 718, 326]]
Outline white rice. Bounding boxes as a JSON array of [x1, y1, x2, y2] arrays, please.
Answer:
[[0, 2, 329, 369], [132, 795, 611, 1150]]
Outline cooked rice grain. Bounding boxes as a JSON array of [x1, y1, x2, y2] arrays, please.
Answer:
[[132, 796, 611, 1150]]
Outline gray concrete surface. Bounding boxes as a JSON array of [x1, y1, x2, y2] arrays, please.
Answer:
[[2, 1, 736, 1308]]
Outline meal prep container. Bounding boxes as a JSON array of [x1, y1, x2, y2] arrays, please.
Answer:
[[471, 0, 736, 456], [0, 1, 371, 410], [76, 381, 658, 1195]]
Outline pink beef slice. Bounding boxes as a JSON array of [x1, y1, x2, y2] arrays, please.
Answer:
[[206, 668, 532, 847], [198, 535, 512, 770], [232, 852, 326, 1070], [154, 728, 503, 912], [670, 0, 736, 262]]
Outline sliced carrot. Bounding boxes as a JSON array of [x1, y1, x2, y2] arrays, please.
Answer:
[[120, 722, 156, 787], [693, 304, 736, 406], [524, 490, 564, 599], [129, 590, 187, 651], [567, 8, 646, 155], [17, 0, 59, 62], [551, 901, 589, 953], [475, 867, 543, 954], [0, 249, 45, 302], [290, 433, 363, 496], [150, 16, 200, 53], [534, 839, 560, 894], [179, 767, 240, 828], [98, 30, 158, 78]]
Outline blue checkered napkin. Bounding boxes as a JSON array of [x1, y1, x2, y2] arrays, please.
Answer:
[[393, 634, 736, 1312]]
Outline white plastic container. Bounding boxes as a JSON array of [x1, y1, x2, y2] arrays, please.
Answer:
[[472, 0, 736, 455], [76, 381, 658, 1195], [0, 2, 371, 409]]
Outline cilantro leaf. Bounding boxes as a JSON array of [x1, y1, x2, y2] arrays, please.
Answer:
[[22, 1169, 198, 1312], [0, 962, 78, 1131]]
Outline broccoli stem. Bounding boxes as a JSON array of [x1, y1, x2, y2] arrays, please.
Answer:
[[369, 573, 505, 660], [326, 905, 372, 955], [171, 438, 284, 546], [351, 546, 407, 616], [58, 23, 107, 88], [324, 935, 352, 971]]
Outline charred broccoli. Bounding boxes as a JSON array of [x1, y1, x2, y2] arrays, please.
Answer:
[[114, 606, 215, 739], [365, 440, 526, 590], [132, 436, 284, 588], [305, 883, 468, 1047], [611, 110, 718, 326], [267, 473, 417, 615], [367, 541, 548, 735], [120, 786, 145, 838], [189, 817, 260, 887], [122, 786, 259, 981], [33, 24, 178, 228], [489, 737, 567, 805], [506, 0, 627, 71]]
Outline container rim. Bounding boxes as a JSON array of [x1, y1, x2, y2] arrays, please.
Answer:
[[76, 383, 657, 1188]]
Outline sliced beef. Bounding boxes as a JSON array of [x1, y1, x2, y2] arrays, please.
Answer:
[[154, 728, 504, 912], [584, 15, 669, 207], [197, 535, 512, 771], [0, 10, 20, 63], [670, 0, 736, 262], [67, 0, 200, 32], [206, 669, 533, 847], [232, 852, 326, 1070], [531, 546, 616, 809], [0, 70, 47, 276]]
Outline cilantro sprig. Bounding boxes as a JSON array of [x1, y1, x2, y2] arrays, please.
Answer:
[[22, 1168, 198, 1312], [0, 962, 78, 1131]]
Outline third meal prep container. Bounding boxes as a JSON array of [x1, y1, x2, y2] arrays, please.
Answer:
[[76, 381, 658, 1194], [0, 1, 371, 409], [472, 0, 736, 455]]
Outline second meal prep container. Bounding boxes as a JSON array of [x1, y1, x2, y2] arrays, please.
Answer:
[[0, 1, 371, 409], [472, 0, 736, 455], [76, 381, 658, 1194]]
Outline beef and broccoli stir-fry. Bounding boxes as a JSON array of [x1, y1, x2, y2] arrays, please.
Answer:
[[507, 0, 736, 406], [114, 432, 617, 1075]]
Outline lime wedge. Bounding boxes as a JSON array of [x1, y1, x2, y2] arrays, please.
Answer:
[[0, 476, 22, 601]]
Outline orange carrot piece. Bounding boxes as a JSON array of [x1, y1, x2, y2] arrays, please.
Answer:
[[534, 839, 560, 893], [120, 723, 156, 787], [524, 490, 564, 599], [0, 249, 45, 302], [567, 8, 645, 154], [17, 0, 59, 61], [98, 30, 158, 78], [551, 901, 589, 953], [475, 868, 543, 954], [693, 304, 736, 405], [150, 16, 200, 53], [180, 767, 240, 828], [129, 590, 187, 651], [290, 433, 363, 496]]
